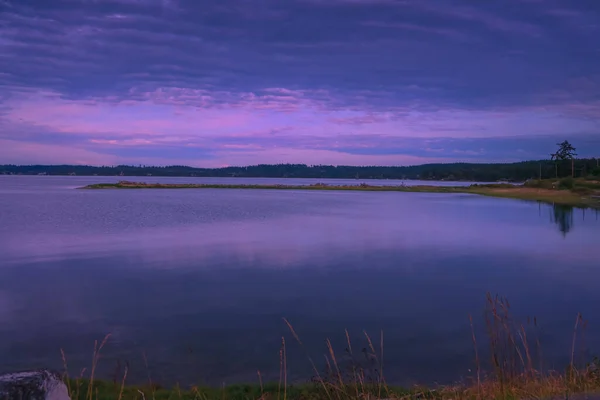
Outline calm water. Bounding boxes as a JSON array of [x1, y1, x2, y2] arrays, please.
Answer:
[[0, 176, 599, 386]]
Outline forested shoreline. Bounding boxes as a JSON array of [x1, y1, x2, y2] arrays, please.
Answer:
[[2, 159, 599, 182]]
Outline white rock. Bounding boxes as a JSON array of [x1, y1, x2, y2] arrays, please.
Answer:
[[0, 370, 70, 400]]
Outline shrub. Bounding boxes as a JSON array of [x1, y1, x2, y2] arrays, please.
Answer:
[[524, 179, 541, 188], [576, 180, 600, 190], [471, 183, 515, 188], [572, 186, 594, 195], [524, 179, 553, 189], [592, 167, 600, 176], [558, 177, 575, 189]]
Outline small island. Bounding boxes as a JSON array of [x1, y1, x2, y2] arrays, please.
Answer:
[[81, 178, 600, 208]]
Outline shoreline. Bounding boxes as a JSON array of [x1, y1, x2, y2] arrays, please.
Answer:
[[80, 180, 600, 209]]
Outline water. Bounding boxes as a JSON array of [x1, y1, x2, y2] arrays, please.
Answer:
[[0, 176, 599, 386]]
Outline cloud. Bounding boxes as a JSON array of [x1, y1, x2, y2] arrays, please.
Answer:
[[0, 139, 117, 165], [0, 0, 599, 166], [361, 20, 472, 41], [413, 3, 544, 37]]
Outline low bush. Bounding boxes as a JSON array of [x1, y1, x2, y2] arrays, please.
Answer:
[[571, 186, 594, 195], [558, 177, 575, 189], [524, 179, 554, 189]]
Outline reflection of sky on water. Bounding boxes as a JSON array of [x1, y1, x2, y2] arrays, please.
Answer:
[[0, 177, 599, 386], [2, 195, 598, 268]]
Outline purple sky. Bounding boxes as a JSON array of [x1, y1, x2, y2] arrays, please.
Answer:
[[1, 0, 599, 167]]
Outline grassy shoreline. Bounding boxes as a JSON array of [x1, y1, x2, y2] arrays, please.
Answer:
[[80, 180, 600, 209], [60, 295, 600, 399]]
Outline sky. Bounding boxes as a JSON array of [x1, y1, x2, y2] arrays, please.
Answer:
[[1, 0, 599, 167]]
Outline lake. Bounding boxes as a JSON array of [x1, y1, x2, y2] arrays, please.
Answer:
[[0, 176, 599, 387]]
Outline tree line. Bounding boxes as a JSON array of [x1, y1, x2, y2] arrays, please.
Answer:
[[2, 158, 599, 182]]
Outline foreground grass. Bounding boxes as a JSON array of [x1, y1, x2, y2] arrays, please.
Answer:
[[62, 295, 600, 400], [66, 380, 418, 400], [66, 377, 600, 400], [80, 179, 600, 209]]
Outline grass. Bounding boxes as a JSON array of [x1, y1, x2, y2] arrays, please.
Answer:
[[60, 294, 600, 400], [80, 179, 600, 209], [65, 380, 416, 400]]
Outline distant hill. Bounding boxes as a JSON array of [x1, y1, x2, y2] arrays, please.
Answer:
[[1, 160, 599, 182]]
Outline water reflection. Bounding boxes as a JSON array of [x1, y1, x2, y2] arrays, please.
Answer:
[[0, 177, 599, 386], [548, 204, 599, 236], [552, 205, 575, 236]]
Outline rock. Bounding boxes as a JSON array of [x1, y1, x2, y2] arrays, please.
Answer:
[[0, 370, 70, 400]]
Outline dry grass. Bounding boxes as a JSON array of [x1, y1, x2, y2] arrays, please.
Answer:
[[469, 186, 598, 207], [437, 294, 600, 400], [60, 295, 600, 400], [80, 180, 600, 209]]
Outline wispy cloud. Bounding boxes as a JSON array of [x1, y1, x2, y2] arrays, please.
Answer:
[[0, 0, 599, 166], [418, 3, 545, 37], [361, 20, 471, 41]]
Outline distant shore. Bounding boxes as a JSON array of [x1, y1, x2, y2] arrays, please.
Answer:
[[4, 158, 600, 183], [80, 180, 600, 208]]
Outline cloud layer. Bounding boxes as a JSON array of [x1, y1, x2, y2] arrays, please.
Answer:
[[1, 0, 599, 166]]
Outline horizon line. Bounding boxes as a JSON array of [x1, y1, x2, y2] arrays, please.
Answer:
[[3, 158, 595, 170]]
